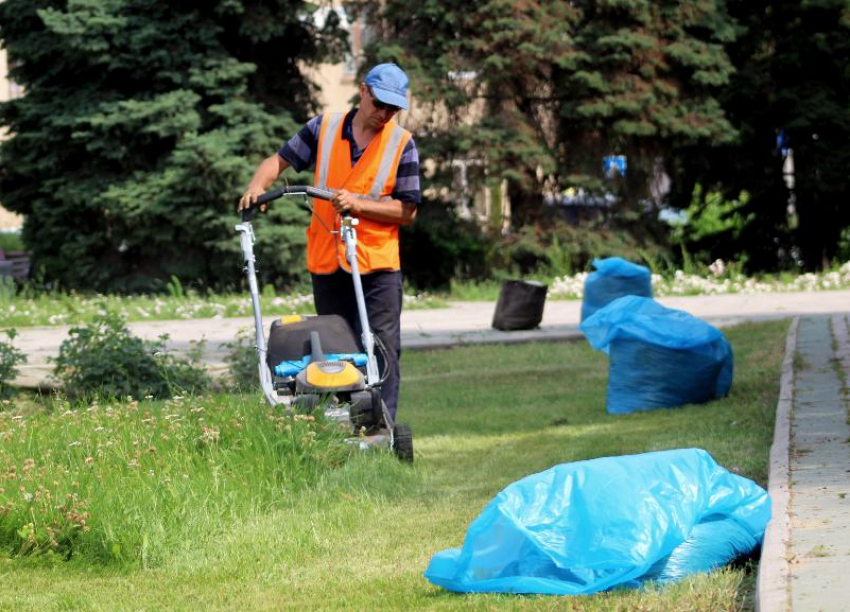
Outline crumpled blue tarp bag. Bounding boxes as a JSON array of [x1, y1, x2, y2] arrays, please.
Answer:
[[580, 296, 733, 413], [424, 448, 770, 595], [581, 257, 653, 322]]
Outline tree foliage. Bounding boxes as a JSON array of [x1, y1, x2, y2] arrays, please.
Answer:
[[671, 0, 850, 271], [359, 0, 850, 273], [5, 0, 848, 290], [557, 2, 736, 211], [351, 0, 736, 233], [0, 0, 346, 291]]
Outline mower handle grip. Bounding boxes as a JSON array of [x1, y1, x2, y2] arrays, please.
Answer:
[[240, 185, 336, 221]]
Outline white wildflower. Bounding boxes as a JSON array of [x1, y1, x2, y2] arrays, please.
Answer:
[[709, 259, 725, 277]]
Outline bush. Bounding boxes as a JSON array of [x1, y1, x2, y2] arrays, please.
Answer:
[[490, 221, 669, 278], [221, 328, 260, 392], [0, 329, 27, 400], [0, 231, 25, 252], [51, 311, 210, 399], [401, 198, 489, 290]]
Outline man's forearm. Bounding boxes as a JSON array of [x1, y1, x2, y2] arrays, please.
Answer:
[[247, 154, 288, 192], [239, 154, 291, 211], [355, 198, 417, 225], [330, 189, 417, 225]]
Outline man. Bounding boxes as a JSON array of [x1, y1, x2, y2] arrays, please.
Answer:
[[238, 63, 420, 421]]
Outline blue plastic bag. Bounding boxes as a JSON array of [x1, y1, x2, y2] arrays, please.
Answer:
[[581, 257, 652, 322], [580, 296, 733, 413], [424, 448, 769, 595]]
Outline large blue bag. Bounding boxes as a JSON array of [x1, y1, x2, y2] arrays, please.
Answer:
[[581, 296, 733, 413], [581, 257, 652, 322], [424, 448, 769, 595]]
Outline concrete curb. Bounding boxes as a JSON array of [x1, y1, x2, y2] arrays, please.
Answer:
[[402, 326, 583, 351], [833, 313, 850, 379], [755, 316, 798, 612]]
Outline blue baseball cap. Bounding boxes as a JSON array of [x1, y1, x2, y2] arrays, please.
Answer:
[[364, 63, 409, 110]]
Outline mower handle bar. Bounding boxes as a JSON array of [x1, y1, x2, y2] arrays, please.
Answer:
[[241, 185, 336, 221]]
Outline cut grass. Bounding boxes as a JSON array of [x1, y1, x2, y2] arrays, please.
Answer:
[[0, 320, 787, 612]]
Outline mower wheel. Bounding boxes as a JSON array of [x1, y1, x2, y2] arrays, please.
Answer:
[[392, 423, 414, 463], [349, 391, 379, 429], [369, 388, 383, 425]]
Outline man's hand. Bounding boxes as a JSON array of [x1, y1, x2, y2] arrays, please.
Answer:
[[331, 190, 362, 216], [238, 188, 267, 213], [238, 155, 291, 214]]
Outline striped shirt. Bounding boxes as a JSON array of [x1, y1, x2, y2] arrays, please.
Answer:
[[278, 109, 421, 205]]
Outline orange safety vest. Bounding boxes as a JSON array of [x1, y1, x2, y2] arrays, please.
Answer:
[[306, 112, 412, 274]]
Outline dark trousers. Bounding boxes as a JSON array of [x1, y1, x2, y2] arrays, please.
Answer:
[[311, 269, 403, 419]]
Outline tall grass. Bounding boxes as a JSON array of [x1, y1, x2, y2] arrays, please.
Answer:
[[0, 394, 350, 566]]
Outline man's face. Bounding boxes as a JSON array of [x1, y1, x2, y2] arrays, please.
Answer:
[[360, 83, 400, 129]]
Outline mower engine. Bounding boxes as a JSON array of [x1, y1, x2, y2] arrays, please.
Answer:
[[269, 316, 385, 432]]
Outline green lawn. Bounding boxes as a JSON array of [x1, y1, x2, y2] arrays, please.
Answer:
[[0, 320, 787, 612], [0, 287, 445, 328]]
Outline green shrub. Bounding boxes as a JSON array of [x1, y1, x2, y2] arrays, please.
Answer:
[[0, 329, 26, 400], [494, 225, 551, 275], [490, 221, 669, 277], [670, 185, 754, 268], [837, 226, 850, 263], [0, 231, 25, 252], [0, 276, 15, 303], [221, 328, 260, 392], [401, 198, 489, 290], [51, 311, 210, 400]]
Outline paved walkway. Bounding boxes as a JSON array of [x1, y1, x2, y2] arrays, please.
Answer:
[[9, 290, 850, 389], [757, 314, 850, 612]]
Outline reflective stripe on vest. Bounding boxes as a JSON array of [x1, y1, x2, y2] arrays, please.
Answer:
[[315, 112, 344, 193], [306, 113, 411, 275]]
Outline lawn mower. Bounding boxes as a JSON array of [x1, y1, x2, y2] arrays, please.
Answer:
[[236, 185, 413, 462]]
